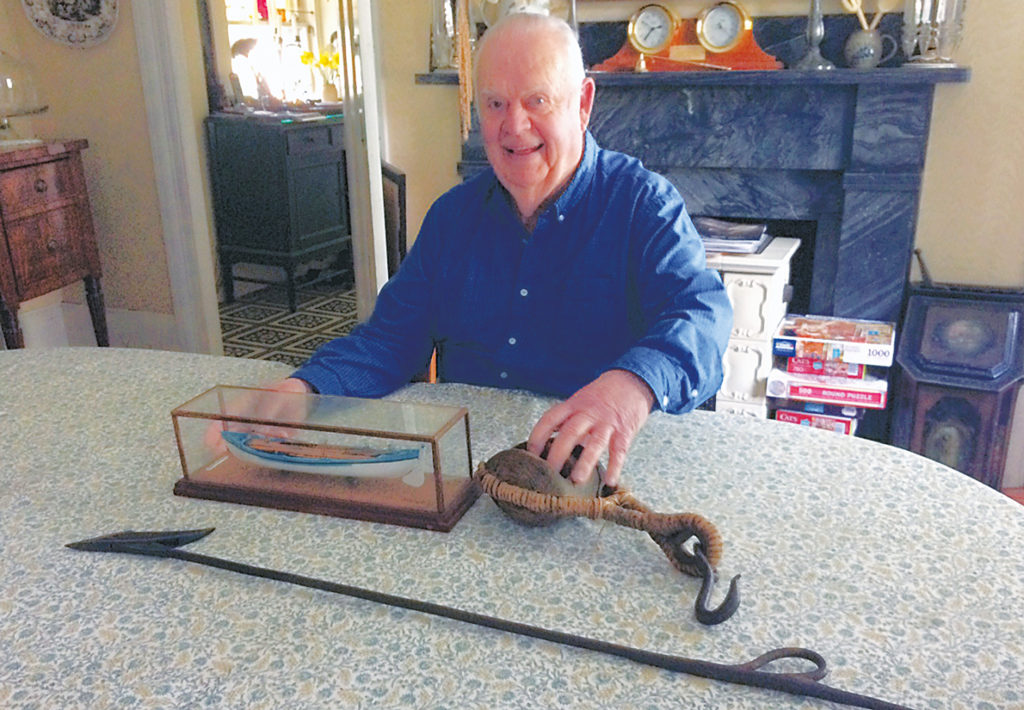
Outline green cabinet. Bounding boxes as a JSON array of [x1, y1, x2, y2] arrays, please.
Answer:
[[205, 113, 350, 311]]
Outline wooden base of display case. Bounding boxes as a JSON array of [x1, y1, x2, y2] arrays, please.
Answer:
[[174, 457, 480, 532]]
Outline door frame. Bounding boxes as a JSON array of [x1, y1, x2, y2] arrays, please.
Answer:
[[131, 1, 221, 353], [132, 0, 386, 354]]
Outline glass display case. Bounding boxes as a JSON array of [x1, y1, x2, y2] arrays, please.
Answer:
[[172, 385, 478, 531]]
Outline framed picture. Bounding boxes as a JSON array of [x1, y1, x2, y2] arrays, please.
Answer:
[[21, 0, 119, 48]]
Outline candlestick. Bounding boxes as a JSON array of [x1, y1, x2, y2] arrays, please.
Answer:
[[793, 0, 835, 70]]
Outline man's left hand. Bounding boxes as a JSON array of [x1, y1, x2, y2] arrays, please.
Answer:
[[526, 369, 655, 488]]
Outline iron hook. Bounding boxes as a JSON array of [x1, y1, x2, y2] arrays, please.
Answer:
[[693, 542, 741, 625]]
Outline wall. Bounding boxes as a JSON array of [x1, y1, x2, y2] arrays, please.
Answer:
[[2, 1, 170, 311], [1, 0, 217, 349], [915, 3, 1024, 288], [375, 0, 462, 244]]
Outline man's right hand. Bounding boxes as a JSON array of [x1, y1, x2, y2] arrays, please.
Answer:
[[203, 377, 313, 453], [526, 369, 654, 489]]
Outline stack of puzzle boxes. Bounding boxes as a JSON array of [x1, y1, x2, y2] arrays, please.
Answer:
[[767, 314, 897, 435]]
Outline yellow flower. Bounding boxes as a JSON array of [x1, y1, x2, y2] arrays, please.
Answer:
[[308, 51, 340, 83], [316, 53, 339, 71]]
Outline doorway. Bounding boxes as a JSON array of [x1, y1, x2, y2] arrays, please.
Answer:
[[131, 0, 387, 356], [204, 0, 388, 364]]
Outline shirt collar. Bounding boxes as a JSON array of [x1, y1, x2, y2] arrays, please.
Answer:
[[483, 130, 598, 225], [551, 130, 597, 220]]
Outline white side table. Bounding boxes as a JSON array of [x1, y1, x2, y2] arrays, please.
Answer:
[[706, 237, 800, 417]]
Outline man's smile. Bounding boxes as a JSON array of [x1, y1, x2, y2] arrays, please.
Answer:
[[504, 143, 543, 156]]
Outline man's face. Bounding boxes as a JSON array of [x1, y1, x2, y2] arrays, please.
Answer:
[[476, 26, 595, 216]]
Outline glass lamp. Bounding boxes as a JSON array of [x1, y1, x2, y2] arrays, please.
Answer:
[[902, 0, 967, 66], [0, 49, 48, 148]]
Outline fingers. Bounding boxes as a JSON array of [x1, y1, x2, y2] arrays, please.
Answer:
[[603, 435, 629, 488], [543, 412, 595, 479], [526, 370, 653, 489], [569, 424, 612, 485], [203, 417, 229, 453], [260, 378, 313, 423], [249, 381, 311, 439], [528, 405, 605, 485], [527, 402, 569, 457], [529, 405, 613, 487], [203, 378, 312, 453]]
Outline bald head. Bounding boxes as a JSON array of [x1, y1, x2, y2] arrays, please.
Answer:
[[472, 11, 596, 222], [473, 13, 586, 107]]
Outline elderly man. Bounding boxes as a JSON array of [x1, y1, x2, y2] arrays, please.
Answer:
[[269, 13, 732, 487]]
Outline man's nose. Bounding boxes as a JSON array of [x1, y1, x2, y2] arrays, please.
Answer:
[[505, 102, 531, 133]]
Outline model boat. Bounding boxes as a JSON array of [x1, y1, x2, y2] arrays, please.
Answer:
[[221, 431, 424, 481]]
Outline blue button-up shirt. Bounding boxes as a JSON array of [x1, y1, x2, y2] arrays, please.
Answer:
[[293, 133, 732, 413]]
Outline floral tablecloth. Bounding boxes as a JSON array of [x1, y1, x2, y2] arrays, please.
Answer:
[[2, 347, 1022, 709]]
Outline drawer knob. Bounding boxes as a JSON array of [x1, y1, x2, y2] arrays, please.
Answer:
[[34, 178, 49, 193], [47, 238, 59, 253]]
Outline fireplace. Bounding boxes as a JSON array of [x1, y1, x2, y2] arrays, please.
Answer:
[[456, 67, 968, 324], [421, 36, 969, 440]]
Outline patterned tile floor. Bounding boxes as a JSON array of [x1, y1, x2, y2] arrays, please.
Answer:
[[219, 282, 358, 367]]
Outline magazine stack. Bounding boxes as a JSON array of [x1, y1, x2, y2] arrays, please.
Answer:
[[693, 216, 772, 254], [767, 314, 896, 435]]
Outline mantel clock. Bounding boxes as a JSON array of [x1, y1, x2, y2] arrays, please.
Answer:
[[594, 1, 781, 72]]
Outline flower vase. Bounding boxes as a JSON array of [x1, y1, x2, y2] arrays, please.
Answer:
[[322, 83, 339, 103]]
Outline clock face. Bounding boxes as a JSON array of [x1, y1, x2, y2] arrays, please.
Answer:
[[697, 2, 749, 53], [628, 4, 676, 55]]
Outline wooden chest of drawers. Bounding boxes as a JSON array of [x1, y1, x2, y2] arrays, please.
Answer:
[[205, 113, 351, 312], [0, 140, 108, 349]]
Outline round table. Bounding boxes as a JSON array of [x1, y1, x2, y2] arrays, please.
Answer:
[[2, 347, 1022, 709]]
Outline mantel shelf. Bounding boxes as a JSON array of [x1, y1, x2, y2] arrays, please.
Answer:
[[416, 65, 970, 87]]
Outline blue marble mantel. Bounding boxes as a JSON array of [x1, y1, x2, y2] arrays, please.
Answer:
[[418, 66, 970, 324]]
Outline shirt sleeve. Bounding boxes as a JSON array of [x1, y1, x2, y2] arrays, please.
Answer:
[[289, 204, 443, 397], [609, 179, 733, 414]]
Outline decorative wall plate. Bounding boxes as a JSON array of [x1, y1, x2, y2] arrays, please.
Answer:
[[21, 0, 119, 48]]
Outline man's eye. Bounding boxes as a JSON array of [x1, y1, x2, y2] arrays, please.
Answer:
[[487, 99, 504, 111], [528, 96, 548, 109]]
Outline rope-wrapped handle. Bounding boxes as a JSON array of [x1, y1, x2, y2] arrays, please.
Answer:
[[472, 445, 723, 577]]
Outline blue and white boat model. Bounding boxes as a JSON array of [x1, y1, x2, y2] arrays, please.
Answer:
[[221, 431, 425, 484]]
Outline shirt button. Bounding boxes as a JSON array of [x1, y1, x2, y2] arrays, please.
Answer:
[[508, 337, 517, 345], [662, 395, 669, 408], [557, 214, 565, 222], [519, 288, 528, 297], [690, 388, 699, 399], [500, 371, 508, 379]]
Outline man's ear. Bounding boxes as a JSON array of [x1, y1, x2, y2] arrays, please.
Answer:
[[578, 77, 596, 130]]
